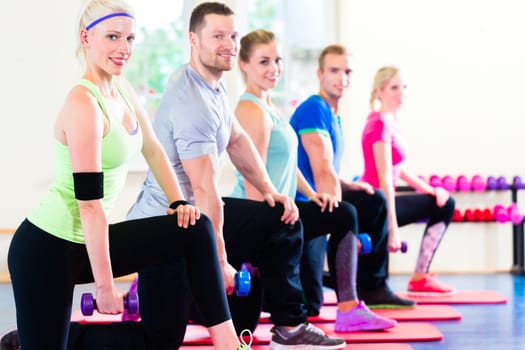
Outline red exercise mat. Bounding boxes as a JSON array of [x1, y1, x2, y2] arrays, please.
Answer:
[[396, 290, 508, 304], [259, 304, 461, 323], [179, 344, 413, 350], [183, 322, 442, 345], [323, 290, 507, 305], [70, 310, 127, 324]]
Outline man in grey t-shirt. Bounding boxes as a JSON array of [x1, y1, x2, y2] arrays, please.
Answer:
[[127, 2, 345, 350]]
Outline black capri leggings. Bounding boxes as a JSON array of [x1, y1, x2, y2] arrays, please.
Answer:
[[395, 194, 455, 227], [8, 215, 228, 350]]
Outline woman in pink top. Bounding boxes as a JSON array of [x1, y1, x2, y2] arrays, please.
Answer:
[[361, 66, 456, 296]]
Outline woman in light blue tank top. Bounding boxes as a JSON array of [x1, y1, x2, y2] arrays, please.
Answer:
[[4, 2, 249, 350], [233, 29, 396, 333]]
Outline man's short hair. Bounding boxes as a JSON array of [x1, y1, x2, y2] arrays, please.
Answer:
[[318, 44, 348, 71], [189, 2, 234, 33]]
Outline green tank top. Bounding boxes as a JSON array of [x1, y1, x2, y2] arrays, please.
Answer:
[[27, 79, 143, 244]]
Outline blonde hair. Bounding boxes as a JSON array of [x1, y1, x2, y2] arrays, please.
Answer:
[[76, 0, 135, 61], [369, 66, 400, 111], [238, 29, 276, 80]]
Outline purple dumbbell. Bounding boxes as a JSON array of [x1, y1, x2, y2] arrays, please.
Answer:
[[497, 176, 510, 190], [81, 291, 139, 316], [513, 176, 525, 190], [400, 241, 408, 253], [486, 176, 498, 190]]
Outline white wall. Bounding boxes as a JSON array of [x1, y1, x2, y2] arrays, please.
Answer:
[[1, 0, 524, 273], [337, 0, 525, 180]]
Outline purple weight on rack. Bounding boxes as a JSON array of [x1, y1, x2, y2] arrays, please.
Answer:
[[486, 176, 498, 190], [513, 176, 525, 190], [497, 176, 510, 190]]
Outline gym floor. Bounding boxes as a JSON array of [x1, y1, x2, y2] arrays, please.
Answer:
[[0, 273, 522, 350]]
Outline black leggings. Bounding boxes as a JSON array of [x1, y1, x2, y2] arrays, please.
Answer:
[[396, 193, 455, 227], [136, 197, 306, 348], [297, 200, 357, 311], [396, 194, 455, 273], [8, 215, 228, 350]]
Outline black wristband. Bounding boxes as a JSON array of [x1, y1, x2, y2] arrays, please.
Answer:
[[170, 200, 190, 210]]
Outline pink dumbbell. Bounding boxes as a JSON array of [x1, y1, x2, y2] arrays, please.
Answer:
[[456, 175, 470, 192], [471, 175, 486, 192], [429, 175, 441, 188], [494, 204, 510, 223], [508, 203, 524, 225], [441, 175, 456, 192]]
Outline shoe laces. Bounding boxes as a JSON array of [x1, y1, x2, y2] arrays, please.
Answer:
[[239, 329, 253, 349], [303, 322, 326, 337]]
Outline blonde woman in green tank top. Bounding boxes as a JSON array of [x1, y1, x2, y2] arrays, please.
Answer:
[[3, 1, 251, 350]]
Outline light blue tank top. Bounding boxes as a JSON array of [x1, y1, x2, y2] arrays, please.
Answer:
[[230, 93, 298, 198]]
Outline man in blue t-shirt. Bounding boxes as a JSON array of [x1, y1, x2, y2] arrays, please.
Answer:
[[290, 44, 415, 311]]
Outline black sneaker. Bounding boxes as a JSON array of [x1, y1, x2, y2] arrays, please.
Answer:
[[358, 284, 416, 309], [269, 322, 345, 350], [0, 328, 20, 350]]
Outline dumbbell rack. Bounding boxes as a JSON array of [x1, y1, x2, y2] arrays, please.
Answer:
[[396, 184, 525, 275], [510, 186, 525, 275]]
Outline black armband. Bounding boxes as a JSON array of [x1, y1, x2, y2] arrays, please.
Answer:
[[73, 172, 104, 200], [170, 200, 190, 210]]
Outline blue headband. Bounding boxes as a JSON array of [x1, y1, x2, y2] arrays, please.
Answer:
[[85, 12, 135, 30]]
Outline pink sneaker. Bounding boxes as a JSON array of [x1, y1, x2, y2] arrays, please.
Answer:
[[122, 276, 141, 322], [334, 301, 397, 332], [407, 274, 456, 297]]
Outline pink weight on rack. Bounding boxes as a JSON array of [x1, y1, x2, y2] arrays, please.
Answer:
[[441, 175, 456, 192], [456, 175, 470, 192], [471, 175, 486, 192], [493, 204, 510, 223], [508, 203, 524, 225]]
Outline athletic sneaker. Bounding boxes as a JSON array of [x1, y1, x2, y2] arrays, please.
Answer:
[[358, 284, 416, 309], [407, 273, 456, 296], [0, 328, 20, 350], [334, 301, 397, 332], [269, 322, 345, 349]]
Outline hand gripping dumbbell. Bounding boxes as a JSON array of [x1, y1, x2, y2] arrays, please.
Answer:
[[356, 233, 373, 254], [235, 263, 256, 297], [81, 291, 139, 316]]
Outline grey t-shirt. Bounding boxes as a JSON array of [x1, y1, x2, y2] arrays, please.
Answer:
[[128, 64, 232, 219]]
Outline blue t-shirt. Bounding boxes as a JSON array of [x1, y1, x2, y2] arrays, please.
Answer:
[[128, 64, 233, 219], [230, 93, 298, 198], [289, 95, 344, 201]]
